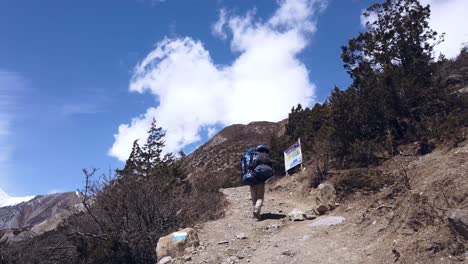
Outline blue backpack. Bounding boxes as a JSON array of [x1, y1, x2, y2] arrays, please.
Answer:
[[241, 147, 273, 185]]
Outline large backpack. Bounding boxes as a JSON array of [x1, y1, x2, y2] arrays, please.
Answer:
[[241, 147, 273, 185]]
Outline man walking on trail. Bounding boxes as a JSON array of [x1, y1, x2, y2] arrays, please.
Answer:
[[241, 144, 274, 220]]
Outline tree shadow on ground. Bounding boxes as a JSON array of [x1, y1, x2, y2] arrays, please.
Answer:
[[260, 213, 286, 221]]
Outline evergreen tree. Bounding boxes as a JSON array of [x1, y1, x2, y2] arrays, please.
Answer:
[[341, 0, 442, 126], [119, 140, 144, 176], [143, 118, 166, 165]]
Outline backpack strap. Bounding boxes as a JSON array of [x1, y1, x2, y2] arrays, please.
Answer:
[[248, 151, 255, 171]]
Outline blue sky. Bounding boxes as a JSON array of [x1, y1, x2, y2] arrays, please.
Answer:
[[0, 0, 465, 196]]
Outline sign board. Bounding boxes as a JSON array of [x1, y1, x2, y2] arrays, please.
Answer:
[[284, 139, 303, 171]]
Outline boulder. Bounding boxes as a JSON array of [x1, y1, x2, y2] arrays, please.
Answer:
[[448, 209, 468, 240], [156, 228, 199, 261], [317, 183, 336, 208], [288, 208, 305, 221], [316, 204, 330, 215]]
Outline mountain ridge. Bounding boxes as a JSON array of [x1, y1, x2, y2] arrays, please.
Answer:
[[0, 188, 36, 208]]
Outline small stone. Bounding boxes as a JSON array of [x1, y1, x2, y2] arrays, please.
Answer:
[[158, 256, 173, 264], [288, 208, 305, 221], [281, 250, 294, 257], [305, 213, 317, 220], [316, 204, 329, 215], [236, 233, 247, 239], [184, 255, 192, 261], [218, 240, 229, 245]]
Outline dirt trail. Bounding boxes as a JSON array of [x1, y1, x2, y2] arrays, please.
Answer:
[[183, 186, 395, 264]]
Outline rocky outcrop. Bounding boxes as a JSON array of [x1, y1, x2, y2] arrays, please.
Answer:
[[156, 228, 199, 261]]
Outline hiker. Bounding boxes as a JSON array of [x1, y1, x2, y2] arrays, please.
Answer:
[[241, 144, 274, 219]]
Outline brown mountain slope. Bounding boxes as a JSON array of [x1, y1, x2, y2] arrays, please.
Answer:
[[0, 192, 83, 243], [183, 120, 286, 187]]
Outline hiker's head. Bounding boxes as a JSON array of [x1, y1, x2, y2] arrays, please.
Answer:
[[256, 144, 270, 154]]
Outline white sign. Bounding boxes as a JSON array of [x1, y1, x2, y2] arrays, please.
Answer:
[[284, 139, 303, 171]]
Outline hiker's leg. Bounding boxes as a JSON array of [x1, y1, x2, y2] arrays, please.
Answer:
[[250, 185, 257, 209], [254, 183, 265, 215]]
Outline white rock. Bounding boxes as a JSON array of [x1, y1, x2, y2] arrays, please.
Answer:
[[158, 256, 173, 264], [288, 208, 306, 221]]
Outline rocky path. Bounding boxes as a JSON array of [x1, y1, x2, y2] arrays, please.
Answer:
[[180, 186, 392, 264]]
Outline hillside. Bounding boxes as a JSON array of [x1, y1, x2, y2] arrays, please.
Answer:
[[183, 121, 287, 187], [165, 137, 468, 264]]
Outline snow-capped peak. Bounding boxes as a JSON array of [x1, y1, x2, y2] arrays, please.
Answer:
[[0, 187, 35, 207]]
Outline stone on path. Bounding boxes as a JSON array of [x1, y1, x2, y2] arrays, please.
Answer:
[[236, 233, 247, 239], [309, 216, 345, 227], [157, 256, 173, 264], [316, 204, 330, 215], [288, 208, 305, 221]]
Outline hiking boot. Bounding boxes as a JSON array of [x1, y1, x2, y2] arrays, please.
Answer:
[[253, 211, 260, 219], [253, 206, 262, 220]]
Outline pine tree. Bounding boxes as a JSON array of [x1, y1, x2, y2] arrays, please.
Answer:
[[143, 118, 166, 165], [341, 0, 442, 125], [118, 140, 144, 176]]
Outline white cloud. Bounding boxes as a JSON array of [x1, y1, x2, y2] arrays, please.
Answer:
[[421, 0, 468, 58], [207, 127, 218, 138], [0, 187, 35, 207], [360, 0, 468, 59], [212, 9, 228, 40], [109, 0, 327, 162]]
